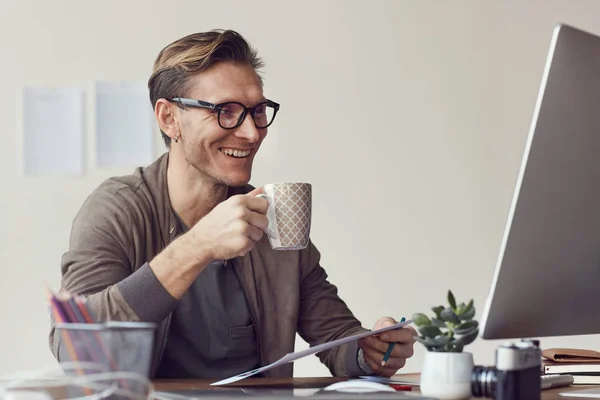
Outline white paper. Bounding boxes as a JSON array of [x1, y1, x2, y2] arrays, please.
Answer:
[[22, 86, 84, 176], [211, 319, 413, 386], [95, 81, 154, 167]]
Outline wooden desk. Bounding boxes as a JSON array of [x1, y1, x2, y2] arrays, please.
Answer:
[[153, 375, 600, 399]]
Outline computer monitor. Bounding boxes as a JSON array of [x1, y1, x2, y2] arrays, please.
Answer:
[[480, 23, 600, 340]]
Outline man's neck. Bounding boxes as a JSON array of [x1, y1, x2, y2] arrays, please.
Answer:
[[167, 151, 228, 229]]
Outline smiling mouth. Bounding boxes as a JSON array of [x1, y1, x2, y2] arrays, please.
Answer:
[[219, 148, 252, 158]]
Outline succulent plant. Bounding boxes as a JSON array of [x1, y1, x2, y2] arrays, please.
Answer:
[[412, 290, 479, 353]]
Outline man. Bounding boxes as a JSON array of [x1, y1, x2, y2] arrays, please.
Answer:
[[49, 29, 416, 379]]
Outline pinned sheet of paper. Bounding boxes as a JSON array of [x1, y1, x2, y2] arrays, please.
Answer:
[[22, 86, 85, 176], [95, 81, 155, 168], [211, 318, 413, 386]]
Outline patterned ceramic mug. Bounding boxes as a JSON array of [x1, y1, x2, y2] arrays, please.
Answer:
[[257, 182, 312, 250]]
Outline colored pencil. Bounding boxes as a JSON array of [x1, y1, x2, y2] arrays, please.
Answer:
[[48, 288, 128, 392]]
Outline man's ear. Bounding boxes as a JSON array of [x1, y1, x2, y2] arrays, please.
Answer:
[[155, 99, 180, 141]]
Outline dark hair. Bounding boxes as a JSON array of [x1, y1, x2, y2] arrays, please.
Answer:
[[148, 29, 264, 147]]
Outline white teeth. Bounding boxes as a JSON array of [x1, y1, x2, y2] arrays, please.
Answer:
[[221, 148, 251, 158]]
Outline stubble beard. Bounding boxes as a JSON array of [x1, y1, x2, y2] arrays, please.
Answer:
[[182, 136, 252, 189]]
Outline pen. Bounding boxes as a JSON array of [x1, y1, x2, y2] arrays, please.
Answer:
[[381, 317, 405, 367]]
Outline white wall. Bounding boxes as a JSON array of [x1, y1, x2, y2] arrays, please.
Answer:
[[1, 0, 600, 378]]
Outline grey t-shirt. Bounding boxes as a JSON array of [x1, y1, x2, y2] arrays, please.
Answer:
[[155, 215, 259, 379]]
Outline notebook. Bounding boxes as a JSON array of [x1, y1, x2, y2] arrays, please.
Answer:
[[542, 348, 600, 395], [543, 348, 600, 379]]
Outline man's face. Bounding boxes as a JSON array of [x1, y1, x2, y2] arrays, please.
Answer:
[[177, 62, 268, 187]]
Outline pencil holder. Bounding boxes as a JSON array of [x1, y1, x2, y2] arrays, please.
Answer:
[[55, 321, 156, 400]]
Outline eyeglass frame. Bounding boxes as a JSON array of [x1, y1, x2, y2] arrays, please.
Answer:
[[169, 97, 280, 130]]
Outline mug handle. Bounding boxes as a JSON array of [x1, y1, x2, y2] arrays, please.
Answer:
[[256, 193, 278, 239]]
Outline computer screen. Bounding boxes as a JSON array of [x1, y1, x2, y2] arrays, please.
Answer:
[[480, 23, 600, 340]]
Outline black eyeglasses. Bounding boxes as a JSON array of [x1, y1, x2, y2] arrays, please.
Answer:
[[169, 97, 280, 130]]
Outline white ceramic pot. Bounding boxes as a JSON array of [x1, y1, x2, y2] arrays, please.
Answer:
[[419, 351, 474, 400]]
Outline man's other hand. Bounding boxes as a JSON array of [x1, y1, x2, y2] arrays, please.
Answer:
[[358, 316, 417, 377]]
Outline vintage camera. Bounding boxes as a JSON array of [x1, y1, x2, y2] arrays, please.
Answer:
[[471, 339, 541, 400]]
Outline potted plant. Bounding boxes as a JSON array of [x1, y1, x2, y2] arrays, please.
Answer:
[[412, 290, 479, 400]]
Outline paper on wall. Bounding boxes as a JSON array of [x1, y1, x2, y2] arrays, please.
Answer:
[[95, 81, 154, 167], [211, 318, 413, 386], [22, 86, 85, 176]]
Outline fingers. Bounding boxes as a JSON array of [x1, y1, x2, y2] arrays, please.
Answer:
[[363, 336, 414, 358], [373, 316, 397, 330], [244, 196, 269, 214], [244, 210, 269, 230], [362, 346, 406, 376], [380, 326, 417, 344], [230, 195, 269, 218], [359, 321, 417, 377], [247, 187, 265, 197], [245, 224, 264, 242], [245, 187, 268, 212], [227, 196, 270, 240], [363, 336, 390, 353]]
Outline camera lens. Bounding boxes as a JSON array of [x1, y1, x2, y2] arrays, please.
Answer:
[[472, 365, 497, 398]]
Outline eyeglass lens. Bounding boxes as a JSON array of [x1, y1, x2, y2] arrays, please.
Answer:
[[219, 103, 276, 128]]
